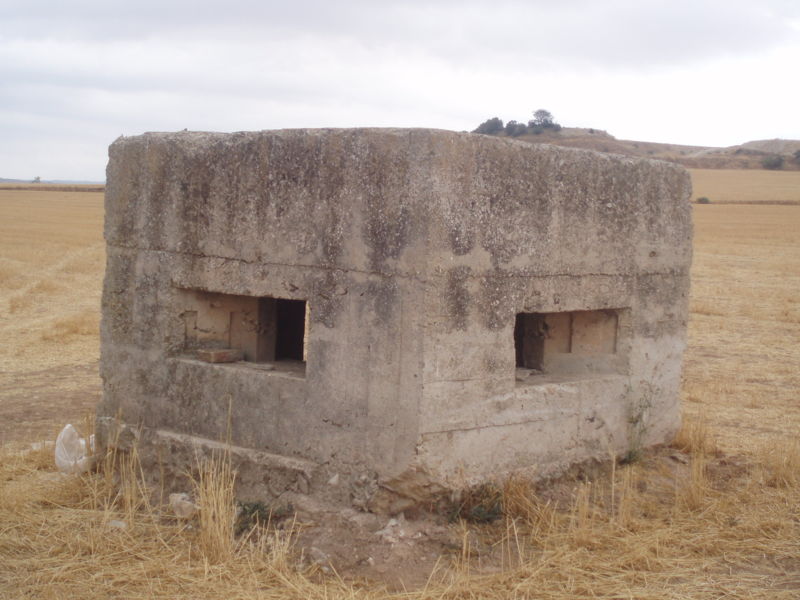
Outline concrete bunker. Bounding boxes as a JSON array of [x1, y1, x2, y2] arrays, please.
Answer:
[[98, 128, 692, 513]]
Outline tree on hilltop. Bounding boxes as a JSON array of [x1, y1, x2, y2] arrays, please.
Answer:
[[473, 109, 562, 136], [531, 109, 554, 127], [528, 109, 561, 133]]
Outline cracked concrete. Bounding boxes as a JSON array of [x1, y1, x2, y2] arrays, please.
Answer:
[[99, 128, 692, 513]]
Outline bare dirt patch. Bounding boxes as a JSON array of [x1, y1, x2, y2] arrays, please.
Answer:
[[0, 362, 100, 446]]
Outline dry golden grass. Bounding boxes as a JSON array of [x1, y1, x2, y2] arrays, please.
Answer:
[[0, 188, 105, 444], [1, 187, 799, 598], [0, 189, 104, 373], [759, 438, 800, 489], [0, 444, 357, 600], [689, 168, 800, 204], [685, 205, 800, 453], [672, 411, 713, 456], [39, 311, 100, 343], [4, 433, 798, 598], [194, 454, 238, 564]]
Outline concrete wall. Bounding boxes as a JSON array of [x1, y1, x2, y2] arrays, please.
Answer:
[[411, 135, 692, 484], [100, 128, 691, 510]]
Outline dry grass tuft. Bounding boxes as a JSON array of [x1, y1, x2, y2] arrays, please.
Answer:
[[613, 464, 639, 531], [29, 279, 62, 295], [501, 476, 557, 542], [677, 452, 710, 512], [193, 453, 238, 563], [40, 311, 100, 342], [8, 294, 30, 314], [673, 411, 715, 455], [568, 481, 596, 546], [759, 437, 800, 488], [0, 260, 24, 289]]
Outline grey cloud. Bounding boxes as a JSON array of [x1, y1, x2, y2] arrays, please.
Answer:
[[1, 1, 797, 68]]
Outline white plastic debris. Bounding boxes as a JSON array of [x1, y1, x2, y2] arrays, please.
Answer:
[[169, 492, 199, 519], [54, 424, 94, 474]]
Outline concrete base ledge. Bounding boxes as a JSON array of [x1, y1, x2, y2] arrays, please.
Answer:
[[153, 429, 319, 477], [134, 427, 323, 503]]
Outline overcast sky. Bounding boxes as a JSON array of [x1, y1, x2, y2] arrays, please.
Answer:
[[1, 0, 798, 181]]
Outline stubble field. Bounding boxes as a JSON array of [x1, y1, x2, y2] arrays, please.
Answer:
[[1, 179, 798, 598], [0, 188, 104, 445], [688, 168, 800, 204]]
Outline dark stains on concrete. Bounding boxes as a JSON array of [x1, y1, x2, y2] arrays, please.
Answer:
[[366, 278, 399, 325], [310, 270, 347, 329], [444, 266, 471, 331]]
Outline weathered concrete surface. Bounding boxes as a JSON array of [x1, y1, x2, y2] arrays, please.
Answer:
[[99, 128, 692, 512]]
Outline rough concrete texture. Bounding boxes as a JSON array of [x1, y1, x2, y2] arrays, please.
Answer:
[[99, 128, 692, 513]]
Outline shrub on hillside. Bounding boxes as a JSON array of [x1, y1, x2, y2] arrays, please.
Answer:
[[473, 117, 504, 135], [504, 120, 528, 137], [527, 123, 544, 135], [761, 155, 784, 170]]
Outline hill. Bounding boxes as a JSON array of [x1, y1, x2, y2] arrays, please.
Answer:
[[483, 128, 800, 171]]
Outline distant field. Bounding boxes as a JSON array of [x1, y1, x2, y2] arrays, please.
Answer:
[[0, 188, 104, 444], [689, 168, 800, 204], [686, 204, 800, 452], [0, 183, 104, 193], [0, 189, 104, 374]]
